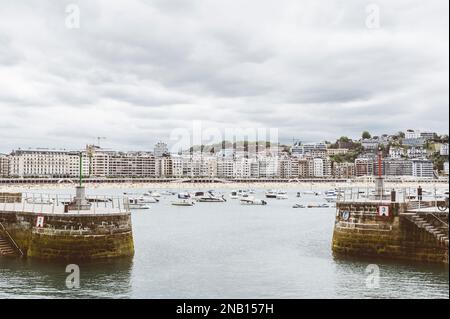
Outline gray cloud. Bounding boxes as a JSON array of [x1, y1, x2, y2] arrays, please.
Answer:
[[0, 0, 448, 152]]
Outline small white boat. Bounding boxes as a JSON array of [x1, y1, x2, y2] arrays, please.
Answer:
[[230, 191, 239, 199], [276, 191, 288, 200], [240, 195, 267, 205], [127, 199, 150, 210], [172, 200, 194, 206], [303, 191, 321, 196], [292, 203, 305, 208]]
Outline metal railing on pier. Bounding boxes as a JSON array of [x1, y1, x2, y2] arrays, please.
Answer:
[[336, 186, 449, 213], [0, 193, 131, 215]]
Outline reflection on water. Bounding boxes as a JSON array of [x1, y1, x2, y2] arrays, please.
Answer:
[[332, 255, 449, 299], [1, 187, 449, 299], [0, 257, 133, 299]]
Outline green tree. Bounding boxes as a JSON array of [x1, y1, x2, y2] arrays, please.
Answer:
[[362, 131, 371, 139]]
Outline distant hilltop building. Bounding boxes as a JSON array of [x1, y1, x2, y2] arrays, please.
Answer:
[[291, 141, 327, 157], [154, 142, 169, 157], [440, 143, 449, 156]]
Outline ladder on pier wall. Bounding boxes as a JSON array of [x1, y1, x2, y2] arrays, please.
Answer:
[[0, 222, 23, 257], [0, 234, 18, 257], [404, 213, 449, 248]]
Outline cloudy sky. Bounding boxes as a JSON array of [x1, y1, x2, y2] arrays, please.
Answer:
[[0, 0, 448, 153]]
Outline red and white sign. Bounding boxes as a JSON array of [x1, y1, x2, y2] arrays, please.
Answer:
[[36, 216, 45, 228], [378, 205, 390, 217]]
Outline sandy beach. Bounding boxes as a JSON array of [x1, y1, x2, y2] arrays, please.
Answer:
[[1, 180, 448, 192]]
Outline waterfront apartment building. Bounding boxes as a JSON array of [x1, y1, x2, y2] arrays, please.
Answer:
[[381, 158, 413, 176], [8, 149, 81, 178], [355, 157, 374, 177], [332, 162, 356, 178], [108, 152, 158, 177], [411, 159, 434, 178], [0, 154, 9, 177]]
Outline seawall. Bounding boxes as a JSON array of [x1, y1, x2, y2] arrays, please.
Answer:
[[0, 211, 134, 260], [332, 201, 449, 264]]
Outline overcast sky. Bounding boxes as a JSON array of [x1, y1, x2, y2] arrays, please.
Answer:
[[0, 0, 448, 153]]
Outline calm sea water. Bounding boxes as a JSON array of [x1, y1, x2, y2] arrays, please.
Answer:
[[0, 187, 448, 299]]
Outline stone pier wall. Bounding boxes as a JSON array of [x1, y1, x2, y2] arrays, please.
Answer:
[[332, 202, 448, 264], [0, 211, 134, 260]]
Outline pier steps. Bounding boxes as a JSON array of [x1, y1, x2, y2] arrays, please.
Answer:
[[0, 235, 17, 257], [406, 213, 449, 248]]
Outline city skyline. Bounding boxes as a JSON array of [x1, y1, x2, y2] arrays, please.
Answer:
[[0, 0, 448, 153], [0, 127, 447, 154]]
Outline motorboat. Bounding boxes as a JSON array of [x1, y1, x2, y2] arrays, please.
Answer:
[[172, 192, 195, 206], [296, 192, 301, 198], [230, 191, 239, 199], [276, 191, 288, 200], [265, 190, 277, 198], [292, 204, 306, 208], [307, 203, 330, 208], [303, 191, 321, 196], [145, 191, 161, 198], [171, 199, 195, 206], [138, 195, 159, 203], [240, 195, 267, 205], [194, 191, 226, 202], [160, 190, 176, 196], [229, 190, 248, 199]]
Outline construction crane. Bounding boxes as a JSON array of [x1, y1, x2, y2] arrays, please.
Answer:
[[96, 137, 107, 148]]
